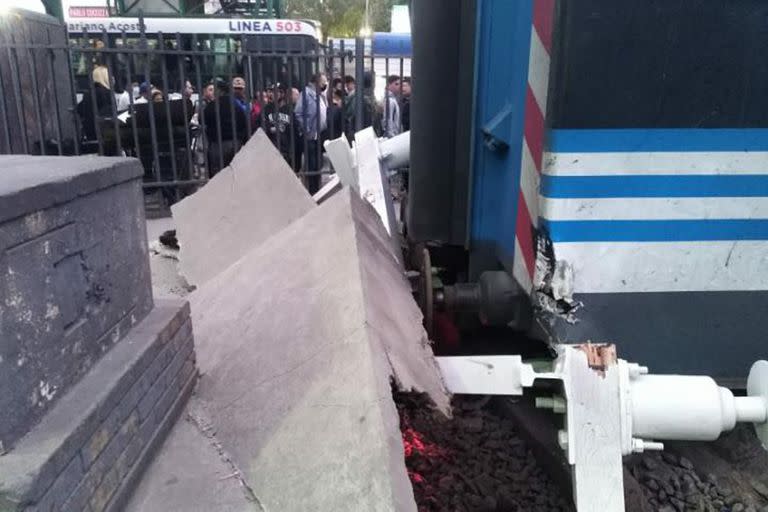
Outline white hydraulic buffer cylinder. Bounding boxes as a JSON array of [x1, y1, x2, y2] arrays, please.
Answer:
[[630, 374, 767, 441]]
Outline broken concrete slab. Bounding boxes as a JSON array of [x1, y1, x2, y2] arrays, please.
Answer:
[[183, 188, 448, 511], [171, 129, 315, 286]]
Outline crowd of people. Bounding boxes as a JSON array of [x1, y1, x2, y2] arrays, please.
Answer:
[[76, 64, 413, 195]]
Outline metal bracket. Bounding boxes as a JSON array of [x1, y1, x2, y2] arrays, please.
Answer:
[[481, 103, 513, 153], [437, 347, 625, 510]]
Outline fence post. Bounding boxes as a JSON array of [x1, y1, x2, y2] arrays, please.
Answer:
[[354, 36, 364, 133]]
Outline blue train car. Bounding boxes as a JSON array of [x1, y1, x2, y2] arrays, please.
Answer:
[[408, 0, 768, 381]]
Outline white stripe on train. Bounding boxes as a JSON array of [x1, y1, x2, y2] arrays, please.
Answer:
[[551, 241, 768, 294], [520, 142, 540, 227], [544, 151, 768, 176], [527, 28, 550, 112], [540, 197, 768, 221]]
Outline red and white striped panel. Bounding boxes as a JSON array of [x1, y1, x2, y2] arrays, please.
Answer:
[[512, 0, 554, 294]]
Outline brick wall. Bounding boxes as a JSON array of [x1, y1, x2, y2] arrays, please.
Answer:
[[0, 300, 196, 512]]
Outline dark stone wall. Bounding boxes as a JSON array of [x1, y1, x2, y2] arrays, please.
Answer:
[[0, 156, 153, 450]]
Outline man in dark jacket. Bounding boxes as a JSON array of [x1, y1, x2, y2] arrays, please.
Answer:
[[343, 71, 376, 141], [325, 89, 344, 141], [203, 79, 248, 178], [261, 83, 300, 168], [401, 77, 411, 132]]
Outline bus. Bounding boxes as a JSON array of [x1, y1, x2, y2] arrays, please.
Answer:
[[63, 0, 323, 94]]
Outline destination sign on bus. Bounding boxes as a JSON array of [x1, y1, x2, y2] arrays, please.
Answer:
[[68, 6, 109, 17], [66, 17, 318, 38]]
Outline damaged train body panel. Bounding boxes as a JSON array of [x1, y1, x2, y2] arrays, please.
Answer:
[[408, 0, 768, 380], [538, 130, 768, 379]]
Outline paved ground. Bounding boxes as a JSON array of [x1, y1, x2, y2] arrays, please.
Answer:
[[127, 218, 238, 512], [124, 403, 256, 512]]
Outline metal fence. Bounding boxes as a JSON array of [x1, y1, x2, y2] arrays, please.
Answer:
[[0, 12, 412, 206]]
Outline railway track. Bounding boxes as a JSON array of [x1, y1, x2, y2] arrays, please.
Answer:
[[399, 394, 768, 512]]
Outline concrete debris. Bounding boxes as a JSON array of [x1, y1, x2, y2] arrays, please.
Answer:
[[146, 219, 194, 300], [149, 240, 179, 260], [185, 189, 448, 511], [148, 242, 193, 299], [171, 129, 316, 286], [159, 229, 180, 249]]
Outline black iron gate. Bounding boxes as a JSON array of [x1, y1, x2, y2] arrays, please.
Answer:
[[0, 10, 77, 157], [0, 10, 411, 205]]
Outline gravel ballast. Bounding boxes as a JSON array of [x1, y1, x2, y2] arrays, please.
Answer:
[[396, 393, 573, 512]]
